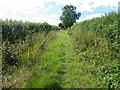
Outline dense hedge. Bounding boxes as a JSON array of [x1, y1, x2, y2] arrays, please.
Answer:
[[1, 19, 59, 74], [72, 12, 119, 54], [70, 12, 120, 88], [1, 19, 59, 43]]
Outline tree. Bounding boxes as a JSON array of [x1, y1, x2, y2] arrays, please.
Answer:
[[60, 5, 81, 29], [58, 23, 64, 28]]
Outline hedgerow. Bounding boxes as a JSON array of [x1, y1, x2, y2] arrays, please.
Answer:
[[1, 19, 59, 74], [1, 19, 58, 43], [69, 12, 120, 88]]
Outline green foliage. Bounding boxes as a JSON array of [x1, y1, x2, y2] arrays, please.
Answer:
[[2, 19, 59, 69], [2, 41, 19, 67], [23, 31, 75, 88], [2, 30, 58, 88], [69, 12, 119, 89], [60, 5, 81, 28], [1, 19, 59, 87], [77, 12, 119, 52], [2, 12, 119, 88], [1, 19, 59, 43], [2, 32, 46, 74]]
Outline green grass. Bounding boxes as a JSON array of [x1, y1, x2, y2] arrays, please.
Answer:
[[3, 28, 118, 88], [68, 28, 119, 88], [3, 28, 119, 88], [2, 12, 119, 88], [2, 31, 58, 88], [23, 30, 113, 88], [23, 30, 76, 88]]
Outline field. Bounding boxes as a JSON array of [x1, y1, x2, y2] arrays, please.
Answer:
[[1, 12, 120, 88]]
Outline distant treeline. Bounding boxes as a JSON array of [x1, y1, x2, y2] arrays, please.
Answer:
[[1, 19, 59, 43]]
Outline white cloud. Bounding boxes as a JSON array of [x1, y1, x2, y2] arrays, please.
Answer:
[[0, 0, 52, 20], [31, 14, 61, 25], [0, 0, 119, 25], [48, 0, 119, 12]]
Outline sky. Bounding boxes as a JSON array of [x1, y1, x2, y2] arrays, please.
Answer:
[[0, 0, 119, 26]]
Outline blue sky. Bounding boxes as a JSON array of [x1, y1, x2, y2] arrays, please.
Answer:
[[0, 0, 119, 25]]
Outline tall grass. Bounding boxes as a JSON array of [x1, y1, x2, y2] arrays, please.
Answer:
[[68, 12, 119, 88], [2, 30, 58, 88], [2, 18, 59, 88]]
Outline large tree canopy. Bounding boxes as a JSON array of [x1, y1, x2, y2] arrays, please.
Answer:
[[59, 5, 81, 29]]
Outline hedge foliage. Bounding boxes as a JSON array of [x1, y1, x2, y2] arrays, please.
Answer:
[[1, 19, 59, 74], [1, 19, 58, 43], [70, 12, 120, 88], [74, 12, 119, 52]]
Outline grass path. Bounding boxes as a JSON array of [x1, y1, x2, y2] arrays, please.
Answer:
[[23, 30, 76, 88]]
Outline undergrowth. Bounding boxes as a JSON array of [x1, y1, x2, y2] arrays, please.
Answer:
[[2, 12, 119, 89], [23, 31, 74, 88], [2, 31, 58, 88], [68, 12, 119, 89]]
